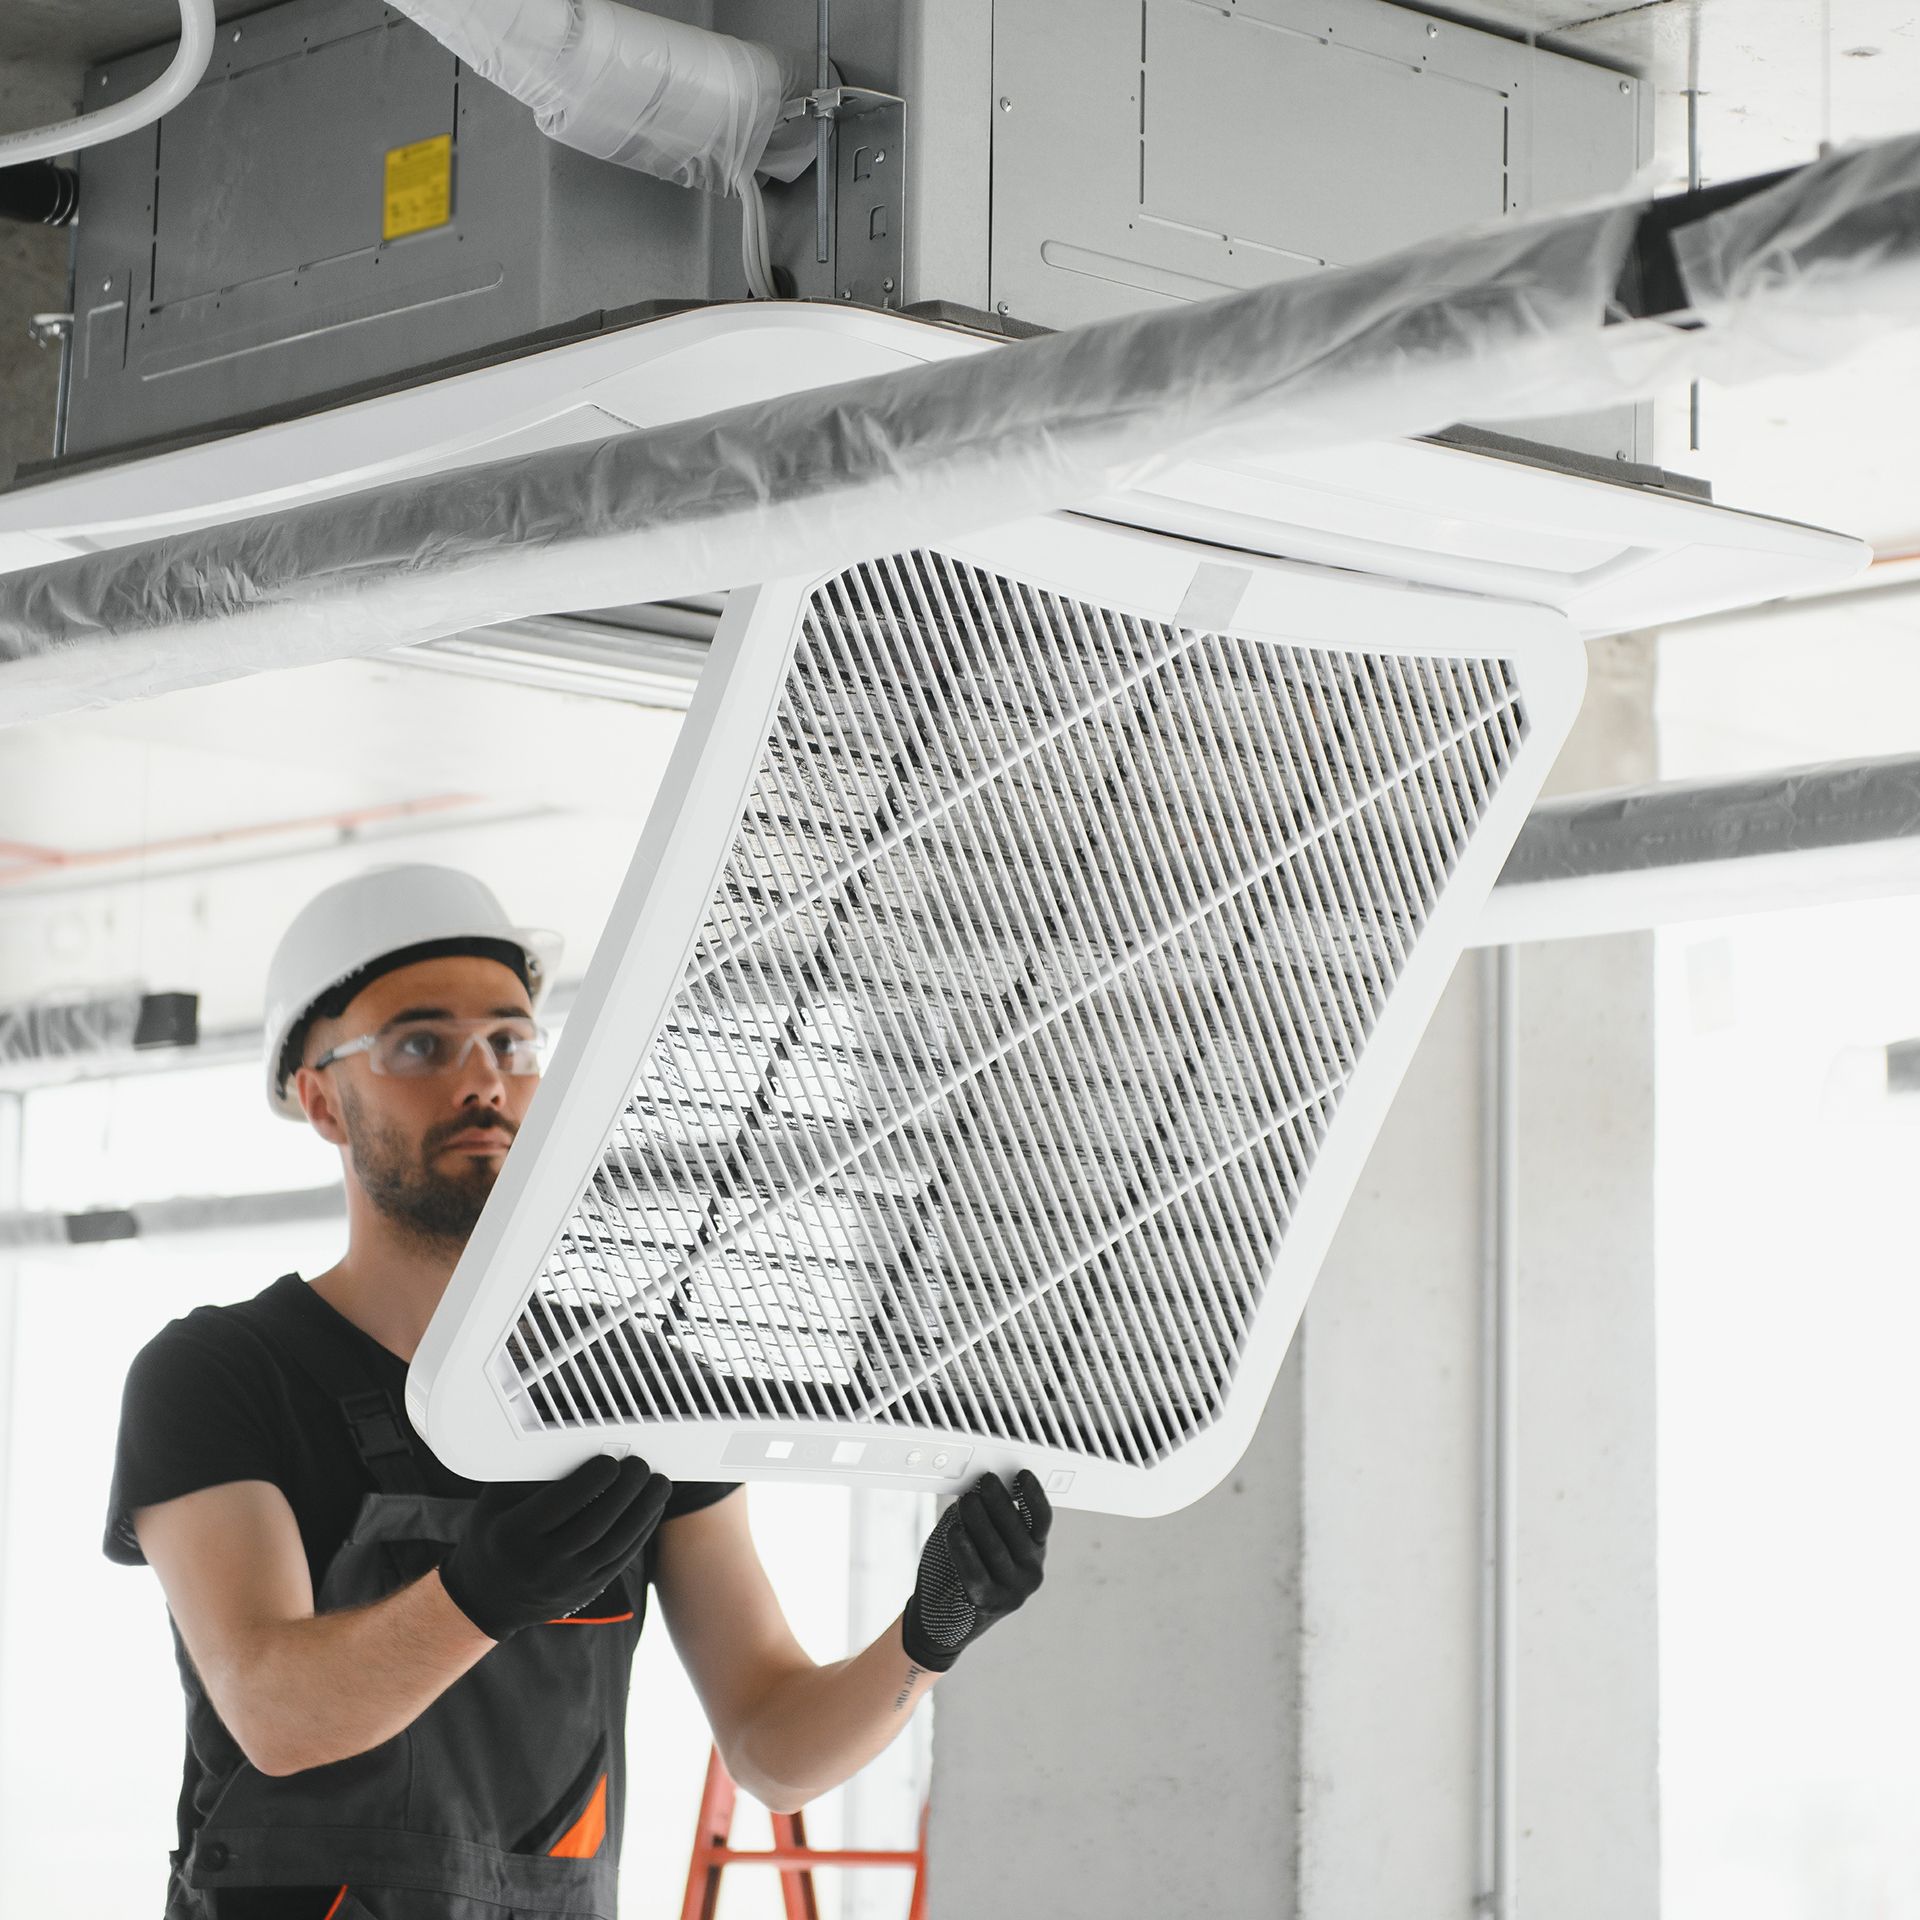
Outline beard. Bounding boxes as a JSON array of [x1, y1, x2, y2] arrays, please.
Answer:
[[341, 1083, 507, 1247]]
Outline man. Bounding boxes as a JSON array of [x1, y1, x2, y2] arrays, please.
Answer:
[[105, 862, 1050, 1920]]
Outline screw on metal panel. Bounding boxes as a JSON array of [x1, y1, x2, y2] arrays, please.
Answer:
[[840, 288, 853, 298], [1427, 21, 1438, 34], [232, 26, 242, 39], [102, 278, 111, 292], [1619, 79, 1631, 93], [882, 277, 895, 291], [875, 150, 886, 162], [999, 96, 1013, 111], [996, 301, 1009, 314]]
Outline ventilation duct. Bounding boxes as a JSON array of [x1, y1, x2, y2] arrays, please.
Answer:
[[382, 0, 820, 196], [7, 136, 1920, 723], [0, 989, 197, 1070]]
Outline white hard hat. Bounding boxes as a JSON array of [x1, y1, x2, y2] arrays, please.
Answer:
[[263, 864, 562, 1121]]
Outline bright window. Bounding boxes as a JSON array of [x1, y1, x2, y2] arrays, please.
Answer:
[[1657, 897, 1920, 1919]]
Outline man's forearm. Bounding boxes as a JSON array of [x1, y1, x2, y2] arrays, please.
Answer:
[[237, 1568, 495, 1775], [728, 1613, 938, 1814]]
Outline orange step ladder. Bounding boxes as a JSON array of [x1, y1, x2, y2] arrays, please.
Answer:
[[678, 1744, 929, 1920]]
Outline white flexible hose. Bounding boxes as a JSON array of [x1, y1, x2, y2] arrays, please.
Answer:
[[739, 176, 777, 300], [0, 0, 215, 168]]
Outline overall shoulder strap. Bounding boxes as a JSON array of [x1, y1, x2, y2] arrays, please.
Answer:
[[230, 1275, 428, 1496]]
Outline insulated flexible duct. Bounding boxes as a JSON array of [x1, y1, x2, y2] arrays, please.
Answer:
[[384, 0, 819, 196]]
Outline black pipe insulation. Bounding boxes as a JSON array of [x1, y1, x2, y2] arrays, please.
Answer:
[[1611, 166, 1799, 320], [0, 161, 79, 227]]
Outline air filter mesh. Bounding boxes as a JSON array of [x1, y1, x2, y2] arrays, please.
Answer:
[[494, 549, 1526, 1469]]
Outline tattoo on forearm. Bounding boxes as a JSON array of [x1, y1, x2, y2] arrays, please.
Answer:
[[893, 1665, 926, 1712]]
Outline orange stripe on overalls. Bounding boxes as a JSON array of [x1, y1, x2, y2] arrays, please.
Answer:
[[548, 1775, 609, 1859]]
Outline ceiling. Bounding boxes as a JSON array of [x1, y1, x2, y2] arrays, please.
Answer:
[[1, 0, 1918, 1055]]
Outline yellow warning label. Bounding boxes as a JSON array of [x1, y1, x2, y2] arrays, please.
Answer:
[[383, 134, 453, 242]]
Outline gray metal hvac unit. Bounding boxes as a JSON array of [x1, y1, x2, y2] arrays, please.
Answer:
[[56, 0, 1648, 463]]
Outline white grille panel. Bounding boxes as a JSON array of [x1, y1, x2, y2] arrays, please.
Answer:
[[490, 548, 1527, 1472]]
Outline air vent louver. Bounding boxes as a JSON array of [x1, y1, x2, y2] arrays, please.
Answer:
[[413, 520, 1580, 1512]]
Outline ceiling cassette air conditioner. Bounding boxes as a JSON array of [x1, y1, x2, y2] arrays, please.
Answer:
[[408, 511, 1583, 1515], [0, 304, 1867, 635]]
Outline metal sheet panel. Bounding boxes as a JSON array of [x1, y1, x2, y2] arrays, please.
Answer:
[[986, 0, 1647, 457], [63, 0, 716, 459], [1143, 4, 1504, 264], [152, 23, 457, 304]]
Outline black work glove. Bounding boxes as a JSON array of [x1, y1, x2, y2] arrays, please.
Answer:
[[901, 1469, 1052, 1672], [438, 1453, 673, 1643]]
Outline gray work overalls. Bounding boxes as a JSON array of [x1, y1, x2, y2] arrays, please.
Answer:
[[166, 1275, 644, 1920]]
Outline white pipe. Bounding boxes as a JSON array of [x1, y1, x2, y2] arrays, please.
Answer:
[[0, 1093, 26, 1769], [0, 0, 215, 169], [0, 981, 583, 1095], [1477, 957, 1498, 1908], [0, 1184, 346, 1252], [1474, 753, 1920, 947], [1475, 838, 1920, 946], [1477, 948, 1521, 1918]]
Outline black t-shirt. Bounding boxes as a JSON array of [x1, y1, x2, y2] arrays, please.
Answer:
[[105, 1271, 738, 1910]]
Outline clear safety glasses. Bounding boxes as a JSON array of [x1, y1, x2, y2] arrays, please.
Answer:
[[313, 1015, 548, 1081]]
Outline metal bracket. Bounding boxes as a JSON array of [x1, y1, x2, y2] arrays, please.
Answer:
[[832, 93, 905, 308], [782, 84, 901, 123], [780, 85, 907, 302], [27, 311, 76, 457]]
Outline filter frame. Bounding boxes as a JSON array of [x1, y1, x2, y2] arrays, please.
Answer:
[[407, 511, 1584, 1514]]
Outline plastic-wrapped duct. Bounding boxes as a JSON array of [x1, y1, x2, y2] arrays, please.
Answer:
[[4, 134, 1920, 726], [386, 0, 817, 195], [0, 988, 147, 1067], [1672, 130, 1920, 384]]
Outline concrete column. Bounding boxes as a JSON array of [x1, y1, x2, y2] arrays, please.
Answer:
[[925, 1351, 1304, 1916], [1510, 929, 1660, 1920], [1512, 634, 1661, 1919], [1298, 631, 1660, 1918], [1295, 961, 1491, 1916]]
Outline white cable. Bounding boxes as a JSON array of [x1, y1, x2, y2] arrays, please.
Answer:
[[739, 175, 778, 300], [738, 178, 759, 294], [753, 181, 775, 296], [0, 0, 215, 169], [743, 178, 774, 298]]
